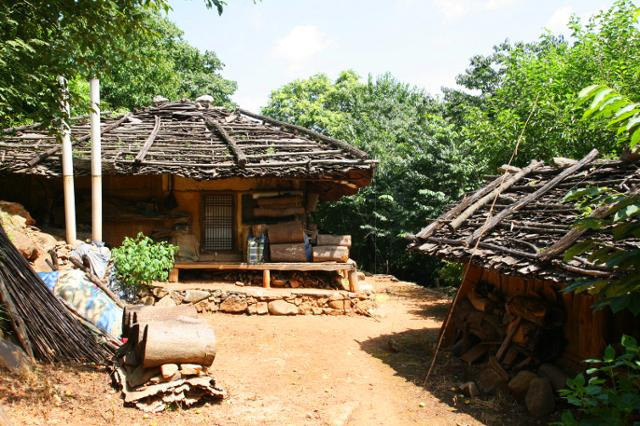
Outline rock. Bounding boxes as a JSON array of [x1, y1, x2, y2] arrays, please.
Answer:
[[155, 295, 176, 307], [0, 339, 32, 374], [328, 300, 346, 311], [151, 287, 168, 299], [312, 307, 323, 315], [220, 295, 248, 314], [179, 363, 203, 376], [538, 363, 569, 392], [0, 201, 35, 225], [209, 301, 220, 312], [140, 296, 155, 306], [183, 290, 210, 303], [268, 300, 298, 315], [255, 302, 268, 315], [298, 302, 313, 315], [459, 381, 480, 398], [235, 281, 245, 287], [329, 292, 343, 301], [525, 377, 556, 417], [508, 370, 538, 399], [10, 232, 39, 261], [160, 363, 180, 380]]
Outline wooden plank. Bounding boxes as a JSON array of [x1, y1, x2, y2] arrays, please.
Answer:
[[205, 117, 247, 167], [172, 262, 355, 272], [449, 160, 543, 230], [134, 115, 161, 163], [237, 108, 369, 159], [466, 149, 599, 246]]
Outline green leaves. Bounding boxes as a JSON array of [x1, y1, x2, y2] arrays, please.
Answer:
[[112, 232, 178, 288]]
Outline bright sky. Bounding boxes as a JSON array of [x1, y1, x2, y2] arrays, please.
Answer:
[[168, 0, 610, 112]]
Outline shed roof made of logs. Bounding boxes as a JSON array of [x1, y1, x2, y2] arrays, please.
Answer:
[[410, 149, 640, 283], [0, 100, 375, 198]]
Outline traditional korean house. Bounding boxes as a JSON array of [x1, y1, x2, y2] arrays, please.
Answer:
[[0, 99, 375, 288], [410, 150, 640, 369]]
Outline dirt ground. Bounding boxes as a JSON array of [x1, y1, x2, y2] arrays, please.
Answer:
[[1, 277, 547, 425]]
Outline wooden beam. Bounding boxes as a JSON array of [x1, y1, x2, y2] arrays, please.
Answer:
[[538, 186, 640, 262], [25, 113, 130, 167], [205, 117, 247, 168], [449, 160, 543, 230], [134, 115, 161, 163], [465, 149, 599, 246], [172, 261, 355, 272], [237, 108, 369, 159]]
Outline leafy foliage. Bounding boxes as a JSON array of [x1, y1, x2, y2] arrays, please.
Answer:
[[558, 335, 640, 426], [0, 0, 229, 127], [264, 72, 477, 282], [444, 0, 640, 173], [112, 233, 178, 288]]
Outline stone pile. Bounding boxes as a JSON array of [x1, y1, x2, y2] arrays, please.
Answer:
[[139, 286, 377, 317]]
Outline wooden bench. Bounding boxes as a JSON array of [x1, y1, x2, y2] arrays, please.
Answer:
[[169, 262, 359, 291]]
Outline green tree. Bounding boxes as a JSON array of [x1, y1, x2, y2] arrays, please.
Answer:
[[264, 72, 476, 282], [0, 0, 227, 127], [444, 0, 640, 173]]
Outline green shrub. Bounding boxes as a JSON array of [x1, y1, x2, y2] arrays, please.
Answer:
[[112, 232, 178, 288], [435, 260, 464, 288], [558, 335, 640, 426]]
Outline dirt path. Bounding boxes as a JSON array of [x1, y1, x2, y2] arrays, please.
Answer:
[[1, 278, 532, 425]]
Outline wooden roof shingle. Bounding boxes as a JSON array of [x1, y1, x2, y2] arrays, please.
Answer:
[[0, 100, 375, 198], [410, 149, 640, 282]]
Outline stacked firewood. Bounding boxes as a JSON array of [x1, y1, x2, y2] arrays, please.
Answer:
[[452, 282, 565, 377], [313, 234, 351, 263], [112, 305, 225, 412], [268, 220, 308, 262]]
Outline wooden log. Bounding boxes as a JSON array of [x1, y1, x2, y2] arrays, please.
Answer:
[[317, 234, 352, 248], [269, 243, 307, 262], [267, 221, 305, 244], [205, 117, 247, 168], [313, 245, 349, 263], [134, 304, 198, 326], [539, 186, 640, 262], [263, 269, 270, 288], [134, 115, 161, 163], [140, 317, 217, 368], [255, 196, 303, 208], [348, 269, 359, 292], [449, 160, 543, 230], [466, 149, 599, 246], [253, 207, 305, 218]]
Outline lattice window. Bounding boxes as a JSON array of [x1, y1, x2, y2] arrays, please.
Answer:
[[202, 194, 234, 251]]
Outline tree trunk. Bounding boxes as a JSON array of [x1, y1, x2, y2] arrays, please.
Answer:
[[267, 221, 305, 244], [313, 245, 349, 263], [269, 243, 307, 262], [140, 317, 216, 368]]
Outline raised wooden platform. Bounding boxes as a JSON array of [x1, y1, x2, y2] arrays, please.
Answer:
[[169, 261, 358, 291]]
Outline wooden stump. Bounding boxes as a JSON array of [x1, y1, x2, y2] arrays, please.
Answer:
[[140, 317, 217, 368]]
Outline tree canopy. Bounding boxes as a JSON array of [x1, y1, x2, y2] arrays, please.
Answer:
[[0, 0, 231, 127]]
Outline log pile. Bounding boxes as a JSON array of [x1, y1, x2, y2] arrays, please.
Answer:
[[112, 305, 224, 412], [450, 282, 567, 416], [313, 234, 351, 263], [268, 220, 307, 262]]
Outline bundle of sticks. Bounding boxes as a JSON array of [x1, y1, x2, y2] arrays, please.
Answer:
[[0, 223, 115, 364], [113, 305, 225, 412]]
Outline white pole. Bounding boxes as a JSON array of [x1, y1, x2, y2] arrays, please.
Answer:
[[59, 76, 77, 243], [90, 77, 102, 242]]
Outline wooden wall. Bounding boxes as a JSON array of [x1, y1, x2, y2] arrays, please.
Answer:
[[445, 263, 610, 370]]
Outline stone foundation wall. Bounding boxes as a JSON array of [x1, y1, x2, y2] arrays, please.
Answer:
[[142, 287, 377, 316]]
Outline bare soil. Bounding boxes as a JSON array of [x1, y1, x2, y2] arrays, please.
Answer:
[[1, 277, 545, 425]]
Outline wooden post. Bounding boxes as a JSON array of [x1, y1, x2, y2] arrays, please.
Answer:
[[59, 76, 76, 243], [89, 77, 102, 242], [262, 269, 270, 288], [168, 268, 179, 283], [348, 269, 359, 292]]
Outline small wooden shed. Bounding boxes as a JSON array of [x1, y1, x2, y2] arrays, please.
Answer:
[[0, 100, 375, 285], [411, 150, 639, 368]]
